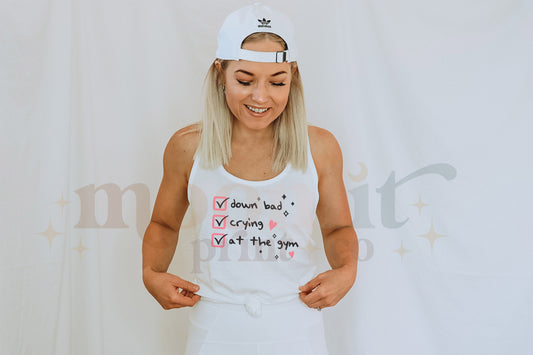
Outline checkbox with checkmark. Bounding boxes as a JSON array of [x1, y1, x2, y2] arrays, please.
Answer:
[[213, 196, 229, 211], [211, 233, 227, 247], [212, 215, 228, 229]]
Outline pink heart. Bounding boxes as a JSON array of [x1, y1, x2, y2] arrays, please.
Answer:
[[289, 251, 294, 258], [269, 220, 277, 230]]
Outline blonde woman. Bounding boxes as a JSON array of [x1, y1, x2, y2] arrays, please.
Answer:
[[142, 3, 358, 354]]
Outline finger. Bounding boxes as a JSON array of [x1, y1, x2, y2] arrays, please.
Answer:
[[303, 294, 325, 309], [180, 294, 201, 307], [299, 277, 321, 293], [307, 297, 325, 309], [191, 294, 201, 304], [171, 277, 200, 293], [299, 292, 323, 309], [300, 285, 324, 305], [299, 292, 311, 306], [171, 292, 196, 307]]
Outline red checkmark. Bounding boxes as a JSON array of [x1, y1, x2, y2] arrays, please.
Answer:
[[213, 196, 229, 211], [212, 215, 228, 229], [211, 233, 227, 247]]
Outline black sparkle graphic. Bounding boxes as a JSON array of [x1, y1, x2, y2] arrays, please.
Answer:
[[282, 194, 286, 199], [291, 202, 295, 206], [284, 211, 289, 217], [257, 197, 261, 201], [273, 234, 277, 238], [275, 255, 279, 259]]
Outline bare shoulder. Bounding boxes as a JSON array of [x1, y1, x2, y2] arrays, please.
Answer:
[[308, 125, 343, 175], [164, 123, 201, 181], [150, 123, 200, 232]]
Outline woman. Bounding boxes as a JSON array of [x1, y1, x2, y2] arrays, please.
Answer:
[[142, 3, 358, 354]]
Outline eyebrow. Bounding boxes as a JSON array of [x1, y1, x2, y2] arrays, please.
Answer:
[[235, 69, 288, 77]]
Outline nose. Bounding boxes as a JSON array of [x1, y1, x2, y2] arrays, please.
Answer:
[[251, 83, 269, 105]]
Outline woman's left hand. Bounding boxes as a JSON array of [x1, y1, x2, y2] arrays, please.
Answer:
[[298, 264, 357, 310]]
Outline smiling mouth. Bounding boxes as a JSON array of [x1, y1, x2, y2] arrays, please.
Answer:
[[245, 105, 270, 113]]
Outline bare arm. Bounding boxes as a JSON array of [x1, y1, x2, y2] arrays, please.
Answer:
[[314, 128, 358, 275], [142, 125, 201, 309], [299, 126, 358, 308]]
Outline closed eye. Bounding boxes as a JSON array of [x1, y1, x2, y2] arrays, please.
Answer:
[[237, 80, 286, 87]]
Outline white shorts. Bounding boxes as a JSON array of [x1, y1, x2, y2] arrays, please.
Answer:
[[184, 297, 330, 355]]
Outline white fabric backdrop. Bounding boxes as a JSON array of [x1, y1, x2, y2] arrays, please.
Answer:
[[1, 0, 532, 354]]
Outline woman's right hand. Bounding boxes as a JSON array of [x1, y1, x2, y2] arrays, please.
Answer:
[[143, 269, 201, 310]]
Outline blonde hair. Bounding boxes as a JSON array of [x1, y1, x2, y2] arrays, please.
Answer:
[[195, 32, 308, 172]]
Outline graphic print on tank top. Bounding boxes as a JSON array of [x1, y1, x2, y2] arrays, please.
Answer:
[[187, 144, 319, 303], [189, 182, 317, 257], [211, 189, 301, 260]]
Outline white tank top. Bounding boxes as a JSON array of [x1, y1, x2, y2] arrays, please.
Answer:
[[187, 139, 319, 317]]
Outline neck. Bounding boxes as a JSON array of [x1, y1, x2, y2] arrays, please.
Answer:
[[231, 121, 275, 146]]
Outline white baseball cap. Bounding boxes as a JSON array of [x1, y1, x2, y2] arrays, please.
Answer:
[[215, 2, 298, 63]]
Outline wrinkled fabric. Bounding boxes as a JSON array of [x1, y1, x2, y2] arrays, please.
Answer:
[[184, 297, 329, 355]]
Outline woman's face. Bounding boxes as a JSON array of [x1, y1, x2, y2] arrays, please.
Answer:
[[217, 39, 293, 132]]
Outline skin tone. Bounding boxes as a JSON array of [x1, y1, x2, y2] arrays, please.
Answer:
[[142, 38, 358, 312]]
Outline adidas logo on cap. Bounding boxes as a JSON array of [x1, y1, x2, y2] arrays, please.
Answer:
[[257, 18, 271, 28]]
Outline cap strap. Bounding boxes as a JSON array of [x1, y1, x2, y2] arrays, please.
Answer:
[[238, 49, 292, 63]]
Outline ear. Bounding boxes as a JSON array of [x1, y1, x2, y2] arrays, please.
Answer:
[[291, 62, 298, 74], [214, 60, 222, 74]]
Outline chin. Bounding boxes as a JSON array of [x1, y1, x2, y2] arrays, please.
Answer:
[[233, 117, 278, 131]]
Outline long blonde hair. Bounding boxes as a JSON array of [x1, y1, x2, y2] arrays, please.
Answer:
[[195, 32, 308, 172]]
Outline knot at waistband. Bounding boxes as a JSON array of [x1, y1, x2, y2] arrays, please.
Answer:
[[244, 295, 262, 318]]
